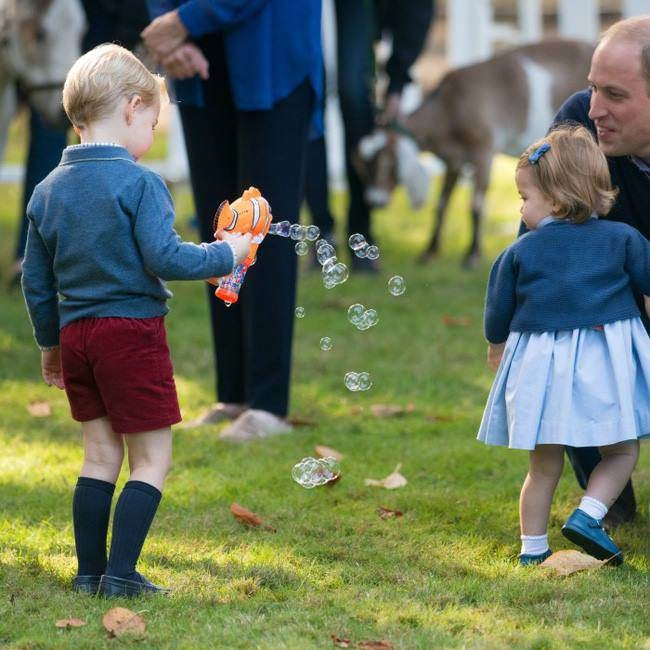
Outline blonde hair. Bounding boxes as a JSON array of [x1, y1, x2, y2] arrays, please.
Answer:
[[63, 43, 167, 129], [599, 15, 650, 90], [517, 125, 617, 223]]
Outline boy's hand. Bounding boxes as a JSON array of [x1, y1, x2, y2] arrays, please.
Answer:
[[487, 342, 505, 372], [41, 347, 65, 389], [222, 232, 253, 266]]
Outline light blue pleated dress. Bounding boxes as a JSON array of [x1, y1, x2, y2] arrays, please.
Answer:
[[477, 318, 650, 450]]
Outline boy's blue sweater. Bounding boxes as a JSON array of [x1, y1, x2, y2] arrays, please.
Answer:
[[485, 218, 650, 343], [22, 145, 235, 348]]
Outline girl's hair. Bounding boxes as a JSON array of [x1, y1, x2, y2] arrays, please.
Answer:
[[516, 125, 617, 223], [62, 43, 167, 129]]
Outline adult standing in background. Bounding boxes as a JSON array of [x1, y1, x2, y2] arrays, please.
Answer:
[[305, 0, 435, 271], [10, 1, 150, 289], [142, 0, 322, 440], [551, 15, 650, 527]]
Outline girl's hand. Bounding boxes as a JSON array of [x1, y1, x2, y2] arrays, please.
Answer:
[[487, 342, 505, 372], [41, 347, 64, 389]]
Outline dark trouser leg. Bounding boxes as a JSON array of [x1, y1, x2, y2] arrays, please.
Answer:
[[15, 106, 67, 261], [566, 446, 636, 522], [237, 80, 313, 416], [304, 135, 335, 235], [178, 37, 243, 404], [335, 0, 375, 241]]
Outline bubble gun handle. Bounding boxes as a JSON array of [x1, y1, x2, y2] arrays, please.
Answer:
[[208, 187, 272, 305]]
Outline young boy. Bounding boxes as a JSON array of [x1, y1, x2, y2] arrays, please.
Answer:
[[21, 43, 251, 597]]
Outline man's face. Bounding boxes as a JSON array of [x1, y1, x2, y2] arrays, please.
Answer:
[[588, 38, 650, 160]]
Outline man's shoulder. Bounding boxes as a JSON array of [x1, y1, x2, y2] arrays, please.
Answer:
[[552, 89, 594, 133]]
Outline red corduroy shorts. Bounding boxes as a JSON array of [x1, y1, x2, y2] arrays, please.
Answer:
[[60, 316, 181, 433]]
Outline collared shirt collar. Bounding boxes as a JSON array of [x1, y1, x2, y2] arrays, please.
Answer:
[[538, 212, 598, 228], [60, 143, 135, 165], [630, 155, 650, 173]]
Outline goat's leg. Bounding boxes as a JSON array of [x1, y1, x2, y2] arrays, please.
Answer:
[[420, 166, 460, 263], [463, 154, 492, 269]]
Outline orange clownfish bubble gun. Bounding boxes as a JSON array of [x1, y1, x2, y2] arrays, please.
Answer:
[[207, 187, 273, 305]]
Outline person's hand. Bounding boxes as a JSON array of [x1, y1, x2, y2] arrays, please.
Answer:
[[41, 347, 65, 389], [487, 342, 505, 372], [222, 232, 253, 266], [161, 43, 209, 80], [141, 10, 188, 62]]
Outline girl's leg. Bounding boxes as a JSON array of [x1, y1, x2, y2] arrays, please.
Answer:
[[104, 427, 172, 587], [585, 440, 640, 510], [520, 444, 564, 536], [560, 441, 637, 564], [73, 417, 123, 581]]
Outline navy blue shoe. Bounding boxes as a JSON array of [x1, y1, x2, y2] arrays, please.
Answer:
[[98, 572, 170, 598], [561, 508, 623, 565], [72, 574, 101, 594], [518, 548, 552, 566]]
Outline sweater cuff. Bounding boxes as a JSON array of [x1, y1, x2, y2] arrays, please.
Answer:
[[225, 241, 237, 272], [177, 0, 220, 38]]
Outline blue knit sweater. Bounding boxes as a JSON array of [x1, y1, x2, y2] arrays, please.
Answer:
[[22, 145, 235, 348], [485, 218, 650, 343]]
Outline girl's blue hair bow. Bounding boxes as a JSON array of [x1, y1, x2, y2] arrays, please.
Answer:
[[528, 142, 550, 164]]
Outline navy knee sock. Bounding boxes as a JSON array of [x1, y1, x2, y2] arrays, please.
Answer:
[[106, 480, 162, 580], [72, 477, 115, 576]]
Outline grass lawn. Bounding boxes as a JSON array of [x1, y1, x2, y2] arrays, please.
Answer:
[[0, 133, 648, 649]]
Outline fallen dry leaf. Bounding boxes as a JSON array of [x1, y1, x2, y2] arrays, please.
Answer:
[[230, 503, 276, 532], [357, 641, 394, 649], [442, 314, 471, 327], [364, 464, 408, 490], [287, 415, 315, 427], [315, 445, 343, 461], [369, 404, 416, 418], [424, 413, 456, 423], [376, 506, 403, 519], [540, 549, 607, 575], [331, 634, 352, 647], [27, 401, 51, 417], [102, 607, 146, 638], [55, 618, 86, 629]]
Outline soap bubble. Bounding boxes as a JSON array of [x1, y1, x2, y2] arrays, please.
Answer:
[[305, 225, 320, 241], [294, 241, 309, 256], [364, 308, 378, 327], [365, 245, 379, 260], [321, 257, 337, 274], [289, 223, 303, 240], [388, 275, 406, 296], [331, 262, 349, 285], [322, 274, 337, 289], [354, 245, 368, 258], [347, 303, 365, 325], [269, 220, 291, 237], [348, 233, 367, 251], [316, 243, 336, 265], [315, 238, 329, 251], [357, 372, 372, 391], [292, 456, 341, 488], [295, 306, 305, 318], [344, 371, 360, 391], [320, 336, 332, 351]]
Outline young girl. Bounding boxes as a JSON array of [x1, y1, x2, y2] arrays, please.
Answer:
[[21, 44, 251, 597], [477, 125, 650, 566]]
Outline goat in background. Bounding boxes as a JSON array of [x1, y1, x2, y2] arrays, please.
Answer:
[[354, 40, 594, 267]]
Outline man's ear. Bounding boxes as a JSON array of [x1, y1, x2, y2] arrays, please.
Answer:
[[124, 95, 142, 125]]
